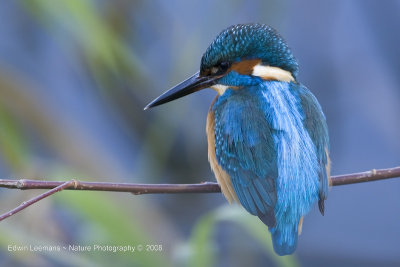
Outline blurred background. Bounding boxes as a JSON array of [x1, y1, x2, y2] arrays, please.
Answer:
[[0, 0, 399, 266]]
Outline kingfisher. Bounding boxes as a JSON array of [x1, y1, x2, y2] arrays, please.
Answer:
[[145, 23, 330, 256]]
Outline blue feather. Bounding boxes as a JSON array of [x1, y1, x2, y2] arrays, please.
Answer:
[[212, 81, 328, 255], [292, 85, 330, 212], [214, 87, 278, 226]]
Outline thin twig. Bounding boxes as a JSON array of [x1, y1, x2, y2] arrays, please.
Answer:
[[0, 166, 399, 221], [0, 180, 76, 222], [330, 166, 400, 186], [0, 180, 221, 194], [0, 166, 399, 194]]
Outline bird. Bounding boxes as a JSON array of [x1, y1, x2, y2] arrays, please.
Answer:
[[144, 23, 330, 256]]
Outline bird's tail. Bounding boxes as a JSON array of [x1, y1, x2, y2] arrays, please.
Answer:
[[269, 223, 298, 256]]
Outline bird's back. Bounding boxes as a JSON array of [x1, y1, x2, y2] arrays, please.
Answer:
[[207, 81, 329, 255]]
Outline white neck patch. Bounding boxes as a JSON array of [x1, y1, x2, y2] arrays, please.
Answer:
[[252, 64, 294, 82], [211, 84, 230, 95]]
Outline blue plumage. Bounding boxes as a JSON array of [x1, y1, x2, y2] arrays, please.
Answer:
[[145, 23, 330, 256], [201, 24, 299, 77], [213, 86, 278, 226], [212, 81, 328, 255]]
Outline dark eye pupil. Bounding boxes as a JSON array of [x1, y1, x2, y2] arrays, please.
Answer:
[[207, 62, 230, 75], [219, 62, 229, 70]]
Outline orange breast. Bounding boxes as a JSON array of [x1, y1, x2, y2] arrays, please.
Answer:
[[206, 97, 239, 203]]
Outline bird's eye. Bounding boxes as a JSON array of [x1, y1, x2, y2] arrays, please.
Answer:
[[219, 61, 230, 71], [210, 62, 230, 75]]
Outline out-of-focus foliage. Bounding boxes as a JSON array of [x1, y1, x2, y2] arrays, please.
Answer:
[[1, 0, 289, 266], [183, 205, 298, 267], [0, 106, 28, 171], [0, 0, 399, 266]]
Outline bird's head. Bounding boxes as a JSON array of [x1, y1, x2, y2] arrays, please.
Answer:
[[145, 23, 298, 109]]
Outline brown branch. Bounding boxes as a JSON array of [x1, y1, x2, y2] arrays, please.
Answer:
[[0, 180, 76, 222], [1, 166, 399, 193], [0, 166, 399, 222], [330, 166, 400, 186]]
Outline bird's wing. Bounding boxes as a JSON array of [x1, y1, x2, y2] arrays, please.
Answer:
[[292, 84, 330, 215], [212, 90, 278, 227]]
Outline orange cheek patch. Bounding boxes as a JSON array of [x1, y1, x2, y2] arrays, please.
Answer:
[[230, 58, 261, 75]]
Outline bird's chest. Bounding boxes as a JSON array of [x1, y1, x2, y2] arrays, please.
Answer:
[[212, 82, 317, 182], [213, 83, 306, 152]]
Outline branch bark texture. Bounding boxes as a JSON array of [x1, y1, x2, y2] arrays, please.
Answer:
[[0, 166, 399, 222], [0, 166, 399, 194]]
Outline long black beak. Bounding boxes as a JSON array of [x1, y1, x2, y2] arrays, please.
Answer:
[[144, 71, 218, 110]]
